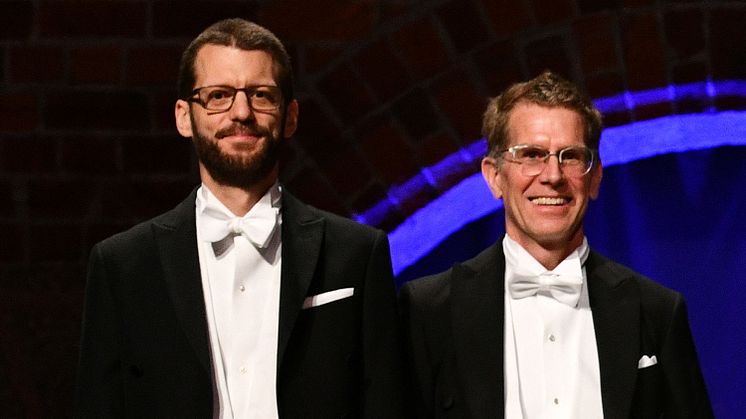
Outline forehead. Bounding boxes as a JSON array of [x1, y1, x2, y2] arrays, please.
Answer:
[[506, 102, 585, 147], [193, 44, 278, 87]]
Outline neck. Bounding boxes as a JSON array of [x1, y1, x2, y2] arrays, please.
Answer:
[[199, 166, 277, 217], [507, 232, 584, 270]]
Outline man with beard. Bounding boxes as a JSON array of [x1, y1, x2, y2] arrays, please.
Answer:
[[75, 19, 405, 418]]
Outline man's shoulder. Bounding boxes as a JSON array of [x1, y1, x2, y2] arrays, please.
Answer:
[[588, 250, 683, 304], [400, 243, 502, 302], [283, 190, 385, 241], [93, 190, 196, 254]]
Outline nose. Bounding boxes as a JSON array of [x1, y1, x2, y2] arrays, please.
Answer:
[[538, 154, 564, 184], [228, 90, 254, 121]]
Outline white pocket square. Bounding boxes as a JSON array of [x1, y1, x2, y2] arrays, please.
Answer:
[[302, 288, 355, 309], [638, 354, 658, 369]]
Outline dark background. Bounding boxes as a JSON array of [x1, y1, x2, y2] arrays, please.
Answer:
[[2, 1, 745, 417]]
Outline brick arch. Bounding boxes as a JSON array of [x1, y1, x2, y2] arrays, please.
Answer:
[[1, 0, 745, 416], [271, 0, 746, 231]]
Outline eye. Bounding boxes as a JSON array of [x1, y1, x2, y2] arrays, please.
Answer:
[[516, 146, 548, 161], [205, 88, 233, 102], [252, 88, 279, 104], [560, 147, 587, 164]]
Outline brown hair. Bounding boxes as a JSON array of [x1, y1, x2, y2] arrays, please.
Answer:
[[177, 18, 294, 105], [481, 71, 602, 157]]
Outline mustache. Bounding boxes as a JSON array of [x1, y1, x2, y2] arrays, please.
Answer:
[[215, 123, 271, 139]]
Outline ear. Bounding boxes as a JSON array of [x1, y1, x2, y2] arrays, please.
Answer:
[[481, 157, 503, 200], [589, 160, 603, 200], [282, 99, 299, 138], [175, 99, 193, 138]]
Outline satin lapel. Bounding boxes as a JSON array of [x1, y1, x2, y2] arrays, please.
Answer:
[[451, 244, 505, 419], [586, 251, 640, 419], [277, 191, 324, 365], [152, 189, 211, 373]]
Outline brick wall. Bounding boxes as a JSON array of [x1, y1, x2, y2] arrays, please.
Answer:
[[1, 0, 745, 416]]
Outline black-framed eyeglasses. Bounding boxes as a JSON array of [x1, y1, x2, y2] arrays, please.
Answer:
[[186, 85, 282, 113], [497, 144, 596, 177]]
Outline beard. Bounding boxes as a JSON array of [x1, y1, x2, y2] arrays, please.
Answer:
[[191, 115, 281, 189]]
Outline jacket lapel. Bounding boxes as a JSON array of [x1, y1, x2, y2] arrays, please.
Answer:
[[451, 243, 505, 418], [277, 190, 324, 365], [152, 188, 211, 373], [586, 251, 640, 419]]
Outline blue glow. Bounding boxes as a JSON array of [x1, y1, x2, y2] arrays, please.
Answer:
[[386, 111, 746, 275]]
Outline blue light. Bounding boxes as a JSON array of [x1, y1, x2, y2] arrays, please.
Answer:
[[351, 80, 746, 274]]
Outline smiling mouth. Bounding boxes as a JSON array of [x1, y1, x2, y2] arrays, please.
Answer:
[[531, 197, 569, 205]]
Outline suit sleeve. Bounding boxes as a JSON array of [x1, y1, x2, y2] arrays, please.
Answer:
[[74, 243, 124, 418], [661, 294, 714, 418], [398, 280, 436, 419], [360, 232, 407, 419]]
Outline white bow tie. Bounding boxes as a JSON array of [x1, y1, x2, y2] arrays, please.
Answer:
[[199, 202, 279, 250], [508, 267, 583, 307]]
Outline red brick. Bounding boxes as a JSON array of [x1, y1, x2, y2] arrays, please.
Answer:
[[0, 92, 38, 132], [585, 72, 625, 98], [121, 134, 193, 174], [480, 0, 533, 38], [431, 69, 487, 142], [357, 117, 419, 184], [672, 61, 707, 85], [59, 135, 119, 175], [0, 1, 33, 39], [317, 63, 376, 122], [126, 46, 183, 85], [603, 111, 633, 127], [393, 175, 439, 218], [0, 181, 16, 217], [710, 9, 746, 79], [665, 9, 704, 60], [621, 13, 666, 90], [531, 0, 576, 25], [0, 224, 24, 261], [27, 179, 96, 218], [577, 0, 623, 14], [99, 179, 196, 220], [714, 96, 746, 112], [283, 168, 347, 216], [293, 98, 346, 157], [474, 40, 523, 95], [353, 40, 411, 103], [154, 89, 180, 131], [71, 45, 123, 84], [352, 183, 388, 216], [391, 18, 450, 82], [10, 45, 65, 83], [153, 2, 259, 38], [85, 222, 134, 250], [1, 136, 56, 174], [317, 145, 373, 198], [573, 13, 618, 73], [392, 88, 440, 140], [525, 36, 574, 81], [260, 0, 374, 42], [417, 133, 459, 167], [302, 45, 345, 74], [39, 1, 147, 38], [623, 0, 654, 6], [437, 0, 490, 53], [633, 101, 673, 122], [44, 89, 150, 130], [29, 224, 84, 262]]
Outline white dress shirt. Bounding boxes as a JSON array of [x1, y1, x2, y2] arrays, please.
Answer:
[[503, 235, 604, 419], [195, 183, 282, 419]]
